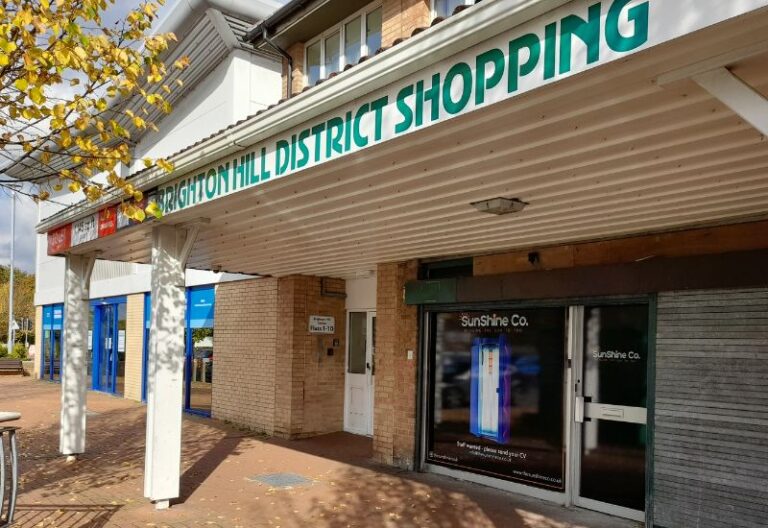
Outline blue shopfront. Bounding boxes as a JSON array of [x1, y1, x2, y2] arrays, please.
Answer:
[[89, 296, 127, 395], [142, 285, 215, 416], [40, 304, 64, 382]]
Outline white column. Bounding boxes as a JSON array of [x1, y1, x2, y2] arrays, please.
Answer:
[[144, 225, 187, 508], [60, 254, 94, 456]]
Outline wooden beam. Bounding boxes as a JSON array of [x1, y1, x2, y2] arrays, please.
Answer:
[[474, 220, 768, 276]]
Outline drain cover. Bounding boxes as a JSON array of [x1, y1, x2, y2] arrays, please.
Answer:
[[248, 472, 313, 488]]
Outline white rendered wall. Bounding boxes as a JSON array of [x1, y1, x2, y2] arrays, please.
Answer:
[[130, 49, 281, 172], [36, 48, 282, 307], [346, 275, 377, 311]]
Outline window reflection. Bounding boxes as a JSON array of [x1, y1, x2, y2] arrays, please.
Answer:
[[345, 17, 362, 66], [366, 8, 382, 54], [306, 41, 321, 86]]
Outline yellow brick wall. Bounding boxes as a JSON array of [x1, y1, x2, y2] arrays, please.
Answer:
[[382, 0, 430, 48], [274, 276, 347, 438], [282, 42, 306, 98], [373, 260, 419, 469], [33, 305, 43, 378], [212, 278, 279, 435], [123, 294, 145, 401]]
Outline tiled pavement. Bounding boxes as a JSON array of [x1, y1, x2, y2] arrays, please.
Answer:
[[1, 376, 639, 528]]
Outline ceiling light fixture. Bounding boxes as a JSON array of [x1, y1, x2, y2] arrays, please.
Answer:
[[470, 197, 528, 215]]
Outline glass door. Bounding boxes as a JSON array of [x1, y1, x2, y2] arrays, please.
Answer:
[[98, 304, 117, 392], [185, 286, 215, 416], [92, 301, 126, 395], [51, 329, 62, 382], [571, 303, 649, 522]]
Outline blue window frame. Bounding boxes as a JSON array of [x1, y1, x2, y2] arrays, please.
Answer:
[[141, 285, 215, 417], [141, 293, 151, 402], [40, 304, 64, 382]]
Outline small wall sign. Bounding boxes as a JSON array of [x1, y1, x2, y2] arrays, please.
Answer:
[[309, 315, 335, 334]]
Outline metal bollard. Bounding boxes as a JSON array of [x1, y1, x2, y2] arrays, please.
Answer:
[[0, 415, 20, 528]]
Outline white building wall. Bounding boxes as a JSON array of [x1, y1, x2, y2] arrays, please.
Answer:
[[35, 47, 282, 307]]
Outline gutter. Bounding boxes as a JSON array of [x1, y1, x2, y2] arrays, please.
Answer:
[[37, 0, 567, 234], [243, 0, 314, 43]]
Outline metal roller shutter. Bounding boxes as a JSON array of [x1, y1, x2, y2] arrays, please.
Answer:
[[654, 288, 768, 528]]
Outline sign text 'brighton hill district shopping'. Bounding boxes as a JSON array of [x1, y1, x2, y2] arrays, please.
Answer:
[[47, 0, 768, 252]]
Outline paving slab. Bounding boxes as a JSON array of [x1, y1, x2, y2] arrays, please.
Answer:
[[1, 377, 641, 527]]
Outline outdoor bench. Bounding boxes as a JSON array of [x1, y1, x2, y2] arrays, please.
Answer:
[[0, 360, 22, 376]]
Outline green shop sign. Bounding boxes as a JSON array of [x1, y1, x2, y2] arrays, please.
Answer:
[[154, 0, 766, 215]]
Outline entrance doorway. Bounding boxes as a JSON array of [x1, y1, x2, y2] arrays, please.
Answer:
[[570, 304, 649, 522], [184, 286, 215, 416], [422, 300, 651, 522], [41, 304, 64, 382], [91, 299, 127, 395], [344, 311, 376, 435]]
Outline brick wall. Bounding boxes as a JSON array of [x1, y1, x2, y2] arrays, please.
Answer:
[[274, 276, 347, 438], [382, 0, 430, 48], [210, 275, 346, 438], [373, 260, 419, 469], [212, 278, 279, 435], [282, 42, 306, 98], [123, 294, 144, 401], [33, 305, 42, 378]]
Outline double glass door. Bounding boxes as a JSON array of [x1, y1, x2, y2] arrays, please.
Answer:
[[570, 303, 649, 522], [92, 302, 126, 395], [41, 329, 62, 382]]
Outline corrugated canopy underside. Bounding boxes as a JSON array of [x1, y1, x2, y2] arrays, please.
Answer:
[[63, 14, 768, 279]]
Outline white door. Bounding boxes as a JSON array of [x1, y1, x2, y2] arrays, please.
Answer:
[[344, 311, 375, 435]]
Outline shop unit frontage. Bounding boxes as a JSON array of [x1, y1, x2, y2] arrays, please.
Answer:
[[404, 228, 768, 525], [29, 0, 768, 523]]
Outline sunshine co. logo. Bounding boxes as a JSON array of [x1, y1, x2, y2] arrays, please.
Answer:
[[460, 313, 529, 328]]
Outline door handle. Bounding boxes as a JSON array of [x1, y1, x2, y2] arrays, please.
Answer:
[[366, 362, 371, 370], [575, 396, 585, 423]]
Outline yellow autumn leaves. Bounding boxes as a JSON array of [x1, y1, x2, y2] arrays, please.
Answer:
[[0, 0, 189, 223]]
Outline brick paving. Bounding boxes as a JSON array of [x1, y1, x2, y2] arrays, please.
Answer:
[[1, 376, 639, 528]]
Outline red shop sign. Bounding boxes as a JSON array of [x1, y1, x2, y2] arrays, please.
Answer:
[[98, 206, 118, 237], [47, 224, 72, 255]]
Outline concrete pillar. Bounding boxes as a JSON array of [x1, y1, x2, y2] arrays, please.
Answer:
[[60, 255, 94, 456], [144, 225, 188, 508]]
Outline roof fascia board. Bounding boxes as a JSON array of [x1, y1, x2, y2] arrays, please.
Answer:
[[37, 0, 568, 233]]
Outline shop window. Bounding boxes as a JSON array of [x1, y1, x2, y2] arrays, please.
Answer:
[[426, 307, 567, 491], [141, 287, 215, 417], [304, 3, 382, 85], [432, 0, 473, 19]]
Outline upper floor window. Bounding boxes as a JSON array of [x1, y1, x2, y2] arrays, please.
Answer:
[[305, 3, 382, 86], [432, 0, 472, 19]]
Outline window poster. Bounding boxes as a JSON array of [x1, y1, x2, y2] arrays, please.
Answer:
[[427, 308, 567, 490]]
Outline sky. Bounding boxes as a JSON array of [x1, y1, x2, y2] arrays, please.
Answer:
[[0, 0, 288, 274]]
